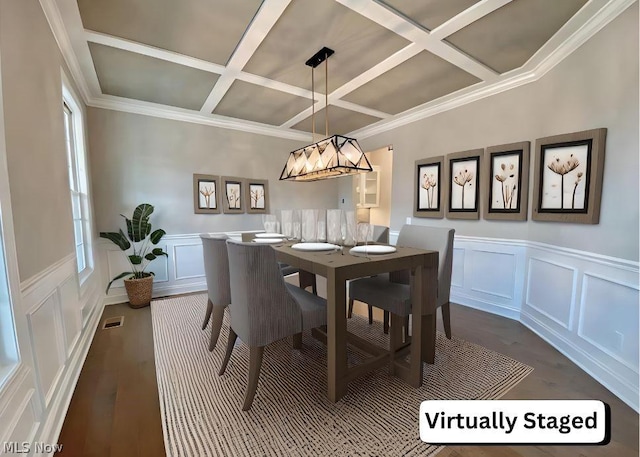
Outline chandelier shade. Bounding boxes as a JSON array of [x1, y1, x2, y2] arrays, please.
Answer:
[[279, 47, 372, 182], [279, 134, 372, 181]]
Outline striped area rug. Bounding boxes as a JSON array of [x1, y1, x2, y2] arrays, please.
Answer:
[[151, 294, 532, 456]]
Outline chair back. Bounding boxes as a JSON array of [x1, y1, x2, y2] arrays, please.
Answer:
[[371, 225, 389, 244], [396, 225, 455, 306], [200, 235, 232, 307], [226, 240, 302, 346]]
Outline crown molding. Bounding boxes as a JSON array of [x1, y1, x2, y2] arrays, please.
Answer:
[[351, 0, 635, 140], [88, 95, 312, 141], [39, 0, 92, 104]]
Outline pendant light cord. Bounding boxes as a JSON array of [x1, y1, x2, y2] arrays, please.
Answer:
[[325, 51, 329, 137], [311, 66, 315, 140]]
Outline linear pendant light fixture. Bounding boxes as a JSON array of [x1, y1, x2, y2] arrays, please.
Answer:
[[279, 47, 373, 182]]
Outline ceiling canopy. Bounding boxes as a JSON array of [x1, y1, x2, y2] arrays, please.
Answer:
[[47, 0, 631, 140]]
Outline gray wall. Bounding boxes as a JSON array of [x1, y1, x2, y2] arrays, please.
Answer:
[[360, 4, 639, 261], [88, 108, 340, 235], [0, 0, 77, 280]]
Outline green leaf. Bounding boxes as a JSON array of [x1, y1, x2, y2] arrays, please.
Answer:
[[122, 216, 134, 241], [144, 253, 156, 261], [148, 271, 155, 276], [132, 204, 153, 242], [152, 248, 168, 257], [150, 229, 166, 244], [105, 271, 133, 294], [100, 230, 131, 251], [129, 255, 143, 265]]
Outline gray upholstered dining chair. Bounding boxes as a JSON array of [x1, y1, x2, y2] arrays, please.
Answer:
[[219, 240, 327, 411], [200, 234, 232, 352], [347, 224, 390, 323], [348, 225, 455, 340]]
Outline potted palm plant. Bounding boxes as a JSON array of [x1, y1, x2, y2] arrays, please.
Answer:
[[100, 203, 168, 308]]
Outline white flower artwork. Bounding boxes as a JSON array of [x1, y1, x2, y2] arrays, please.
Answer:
[[541, 144, 588, 210], [450, 158, 478, 210], [418, 164, 439, 210], [491, 153, 520, 211]]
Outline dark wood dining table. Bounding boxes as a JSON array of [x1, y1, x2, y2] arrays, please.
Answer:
[[271, 242, 439, 403]]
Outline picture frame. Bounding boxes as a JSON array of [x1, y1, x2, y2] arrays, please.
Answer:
[[532, 128, 606, 224], [413, 156, 445, 219], [483, 142, 530, 221], [246, 179, 269, 214], [446, 149, 483, 220], [221, 176, 245, 214], [193, 174, 220, 214]]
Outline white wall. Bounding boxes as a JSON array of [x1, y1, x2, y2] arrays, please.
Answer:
[[0, 0, 103, 453], [88, 108, 341, 236], [362, 3, 639, 262], [380, 6, 639, 411]]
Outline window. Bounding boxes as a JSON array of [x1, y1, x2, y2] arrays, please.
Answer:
[[62, 85, 92, 280], [0, 219, 19, 386]]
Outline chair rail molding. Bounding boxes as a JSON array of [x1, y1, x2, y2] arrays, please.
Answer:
[[389, 230, 639, 412]]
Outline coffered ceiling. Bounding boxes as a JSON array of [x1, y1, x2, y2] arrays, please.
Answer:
[[46, 0, 633, 141]]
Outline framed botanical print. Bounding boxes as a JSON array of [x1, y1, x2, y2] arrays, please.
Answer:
[[483, 142, 530, 221], [446, 149, 483, 220], [414, 156, 444, 219], [532, 128, 606, 224], [246, 179, 269, 214], [222, 176, 244, 214], [193, 174, 220, 214]]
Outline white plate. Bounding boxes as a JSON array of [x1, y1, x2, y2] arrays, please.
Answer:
[[291, 242, 340, 252], [255, 232, 284, 238], [252, 238, 284, 244], [349, 245, 397, 255]]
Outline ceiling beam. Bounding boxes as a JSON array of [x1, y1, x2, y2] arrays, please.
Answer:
[[336, 0, 498, 81], [200, 0, 292, 114], [85, 30, 226, 75], [430, 0, 513, 40]]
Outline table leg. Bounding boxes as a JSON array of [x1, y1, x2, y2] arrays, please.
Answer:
[[408, 265, 424, 387], [326, 269, 347, 402], [421, 256, 438, 364]]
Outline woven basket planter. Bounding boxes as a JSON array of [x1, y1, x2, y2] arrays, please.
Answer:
[[124, 275, 154, 308]]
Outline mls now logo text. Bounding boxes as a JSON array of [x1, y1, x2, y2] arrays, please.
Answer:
[[3, 442, 63, 453]]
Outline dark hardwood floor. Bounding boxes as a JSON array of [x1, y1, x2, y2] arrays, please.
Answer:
[[57, 299, 638, 457]]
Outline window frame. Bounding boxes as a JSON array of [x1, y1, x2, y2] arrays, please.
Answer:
[[62, 75, 94, 287]]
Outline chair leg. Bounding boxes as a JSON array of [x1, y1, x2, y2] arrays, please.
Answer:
[[202, 298, 213, 330], [383, 311, 389, 334], [292, 332, 302, 349], [218, 328, 237, 376], [442, 302, 452, 339], [242, 346, 265, 411], [347, 299, 354, 318], [209, 306, 225, 351], [368, 305, 373, 325]]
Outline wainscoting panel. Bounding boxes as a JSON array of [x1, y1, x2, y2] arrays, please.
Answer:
[[525, 257, 576, 329], [173, 243, 205, 280], [521, 242, 639, 412], [450, 236, 526, 320], [58, 276, 81, 357], [0, 244, 104, 454], [578, 273, 639, 371], [470, 250, 516, 299], [26, 292, 65, 408]]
